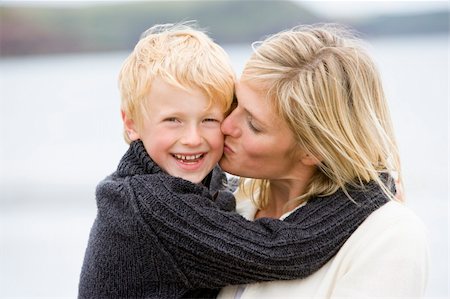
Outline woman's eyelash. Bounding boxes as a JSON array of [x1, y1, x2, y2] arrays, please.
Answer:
[[247, 116, 261, 133]]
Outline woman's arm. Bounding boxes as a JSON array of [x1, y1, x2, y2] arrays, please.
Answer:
[[117, 173, 390, 289]]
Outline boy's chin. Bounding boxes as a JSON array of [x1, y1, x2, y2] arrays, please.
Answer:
[[174, 171, 208, 184]]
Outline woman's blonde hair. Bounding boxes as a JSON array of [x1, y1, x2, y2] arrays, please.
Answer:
[[241, 24, 401, 209], [118, 22, 235, 143]]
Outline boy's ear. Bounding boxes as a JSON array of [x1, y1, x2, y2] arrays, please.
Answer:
[[121, 110, 140, 141]]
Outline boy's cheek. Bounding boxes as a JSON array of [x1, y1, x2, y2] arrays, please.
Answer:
[[207, 130, 225, 152], [211, 129, 225, 143]]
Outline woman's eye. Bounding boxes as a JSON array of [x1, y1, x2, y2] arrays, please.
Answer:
[[247, 116, 261, 133]]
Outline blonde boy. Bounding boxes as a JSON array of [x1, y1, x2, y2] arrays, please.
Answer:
[[120, 23, 235, 184], [79, 23, 237, 298]]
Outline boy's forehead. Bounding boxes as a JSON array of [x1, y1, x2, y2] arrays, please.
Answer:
[[144, 80, 221, 111], [150, 77, 201, 96]]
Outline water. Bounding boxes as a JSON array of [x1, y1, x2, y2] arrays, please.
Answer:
[[0, 36, 448, 298]]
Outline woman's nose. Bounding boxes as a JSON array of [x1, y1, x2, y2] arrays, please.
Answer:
[[221, 109, 241, 138]]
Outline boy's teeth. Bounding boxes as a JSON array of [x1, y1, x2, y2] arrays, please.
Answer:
[[174, 154, 203, 160]]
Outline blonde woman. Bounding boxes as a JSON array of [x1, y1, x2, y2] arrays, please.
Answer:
[[218, 24, 428, 298]]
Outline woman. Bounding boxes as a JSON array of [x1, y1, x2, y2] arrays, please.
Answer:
[[218, 24, 428, 298]]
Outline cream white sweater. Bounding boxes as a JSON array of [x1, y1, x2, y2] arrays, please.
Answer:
[[218, 200, 429, 299]]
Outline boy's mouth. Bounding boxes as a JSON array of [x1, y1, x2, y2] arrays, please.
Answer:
[[172, 153, 205, 164]]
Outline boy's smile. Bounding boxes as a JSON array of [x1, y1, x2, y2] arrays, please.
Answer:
[[125, 78, 224, 184], [173, 152, 204, 163], [172, 152, 206, 171]]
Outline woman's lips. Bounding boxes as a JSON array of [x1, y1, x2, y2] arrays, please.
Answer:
[[223, 143, 234, 154]]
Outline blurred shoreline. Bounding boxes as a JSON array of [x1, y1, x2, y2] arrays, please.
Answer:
[[1, 1, 448, 57]]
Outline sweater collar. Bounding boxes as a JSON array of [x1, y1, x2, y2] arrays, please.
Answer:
[[115, 140, 220, 191], [116, 140, 162, 177]]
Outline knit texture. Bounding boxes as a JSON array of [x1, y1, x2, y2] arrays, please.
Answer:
[[78, 140, 390, 298]]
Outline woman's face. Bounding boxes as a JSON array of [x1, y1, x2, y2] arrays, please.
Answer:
[[220, 80, 307, 180]]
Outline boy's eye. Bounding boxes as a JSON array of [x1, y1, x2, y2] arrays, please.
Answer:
[[164, 117, 180, 122], [203, 118, 220, 123]]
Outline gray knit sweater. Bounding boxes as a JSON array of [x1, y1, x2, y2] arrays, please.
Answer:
[[78, 141, 390, 298]]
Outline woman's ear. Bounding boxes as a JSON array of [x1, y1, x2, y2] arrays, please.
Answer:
[[121, 110, 140, 141], [300, 152, 321, 166]]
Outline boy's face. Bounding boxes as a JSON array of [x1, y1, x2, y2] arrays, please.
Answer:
[[127, 78, 224, 184]]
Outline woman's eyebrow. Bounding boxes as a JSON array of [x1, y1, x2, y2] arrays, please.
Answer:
[[235, 92, 267, 126], [243, 106, 268, 128]]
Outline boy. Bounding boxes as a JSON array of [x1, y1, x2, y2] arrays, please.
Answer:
[[78, 23, 389, 299], [119, 23, 235, 188], [79, 23, 236, 298]]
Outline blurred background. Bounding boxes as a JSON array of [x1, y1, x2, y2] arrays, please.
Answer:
[[0, 0, 448, 297]]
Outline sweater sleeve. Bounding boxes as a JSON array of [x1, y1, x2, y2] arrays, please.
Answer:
[[117, 173, 389, 289]]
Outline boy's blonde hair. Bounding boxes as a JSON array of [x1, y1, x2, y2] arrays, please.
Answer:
[[119, 22, 235, 143], [241, 24, 401, 209]]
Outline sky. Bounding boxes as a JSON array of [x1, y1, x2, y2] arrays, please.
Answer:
[[1, 0, 449, 19], [299, 0, 449, 19]]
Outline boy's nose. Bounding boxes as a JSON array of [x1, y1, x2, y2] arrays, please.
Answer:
[[180, 126, 203, 146]]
